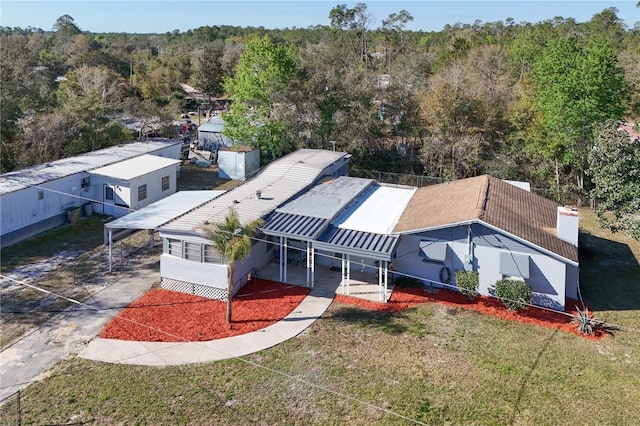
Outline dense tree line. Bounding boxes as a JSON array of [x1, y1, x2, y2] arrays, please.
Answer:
[[1, 6, 639, 210]]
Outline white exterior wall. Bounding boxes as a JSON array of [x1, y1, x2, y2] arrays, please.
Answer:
[[0, 174, 89, 247], [88, 175, 132, 217], [128, 164, 179, 210]]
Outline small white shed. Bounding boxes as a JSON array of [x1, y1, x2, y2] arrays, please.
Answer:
[[89, 154, 181, 217], [218, 146, 260, 180]]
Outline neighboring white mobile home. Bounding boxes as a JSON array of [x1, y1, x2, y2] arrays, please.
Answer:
[[0, 139, 182, 248]]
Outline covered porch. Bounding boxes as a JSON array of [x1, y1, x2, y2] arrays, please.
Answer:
[[255, 253, 396, 303]]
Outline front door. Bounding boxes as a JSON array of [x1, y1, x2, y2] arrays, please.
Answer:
[[103, 184, 116, 215]]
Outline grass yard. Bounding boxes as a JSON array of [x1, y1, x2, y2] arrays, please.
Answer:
[[2, 209, 639, 425]]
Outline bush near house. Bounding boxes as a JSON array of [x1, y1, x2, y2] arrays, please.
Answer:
[[495, 279, 532, 311], [455, 270, 479, 301]]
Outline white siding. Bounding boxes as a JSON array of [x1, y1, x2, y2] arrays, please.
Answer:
[[161, 253, 228, 289]]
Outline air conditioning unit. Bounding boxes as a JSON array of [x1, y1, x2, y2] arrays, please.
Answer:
[[81, 177, 90, 190]]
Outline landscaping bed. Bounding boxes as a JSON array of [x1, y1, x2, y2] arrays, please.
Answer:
[[100, 279, 310, 342], [336, 286, 606, 340]]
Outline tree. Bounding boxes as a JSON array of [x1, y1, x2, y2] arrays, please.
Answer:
[[205, 209, 264, 323], [532, 36, 626, 200], [588, 120, 640, 239], [223, 35, 298, 159], [192, 41, 225, 100]]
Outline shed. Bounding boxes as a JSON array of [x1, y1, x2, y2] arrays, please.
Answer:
[[218, 146, 260, 180], [197, 116, 234, 152]]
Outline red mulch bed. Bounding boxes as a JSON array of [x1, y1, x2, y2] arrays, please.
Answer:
[[335, 287, 606, 340], [100, 279, 309, 342]]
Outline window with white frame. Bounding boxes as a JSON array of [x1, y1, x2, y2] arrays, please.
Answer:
[[138, 184, 147, 202], [161, 175, 170, 192], [167, 239, 182, 256], [204, 245, 222, 263], [184, 242, 202, 261]]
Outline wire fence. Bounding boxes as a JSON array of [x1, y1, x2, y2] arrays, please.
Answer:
[[349, 168, 589, 206]]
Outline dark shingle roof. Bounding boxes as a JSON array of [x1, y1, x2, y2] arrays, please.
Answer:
[[393, 175, 578, 263]]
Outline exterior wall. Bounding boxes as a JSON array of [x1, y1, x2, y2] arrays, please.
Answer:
[[565, 264, 579, 300], [128, 164, 179, 210], [152, 143, 182, 160], [0, 174, 88, 248], [218, 149, 260, 180], [159, 234, 268, 294], [394, 224, 571, 310], [88, 175, 131, 217]]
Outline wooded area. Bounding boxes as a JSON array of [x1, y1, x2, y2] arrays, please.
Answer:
[[1, 6, 638, 208]]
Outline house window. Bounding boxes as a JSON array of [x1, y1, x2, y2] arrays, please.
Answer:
[[167, 239, 182, 257], [161, 175, 170, 192], [419, 239, 447, 263], [499, 252, 530, 279], [105, 187, 114, 201], [184, 242, 202, 261], [37, 190, 44, 201], [138, 184, 147, 202], [204, 245, 221, 263]]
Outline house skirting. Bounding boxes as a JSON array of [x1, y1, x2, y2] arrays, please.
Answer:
[[161, 278, 228, 300], [1, 212, 67, 249]]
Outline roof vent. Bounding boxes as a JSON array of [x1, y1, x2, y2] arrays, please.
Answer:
[[233, 199, 240, 204], [256, 190, 262, 199]]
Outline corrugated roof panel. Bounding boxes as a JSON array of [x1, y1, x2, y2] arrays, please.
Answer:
[[159, 149, 349, 234], [262, 212, 328, 239], [1, 139, 181, 195], [316, 227, 399, 260]]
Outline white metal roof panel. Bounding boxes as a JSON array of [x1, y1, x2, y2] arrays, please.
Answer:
[[276, 176, 373, 219], [105, 191, 225, 230], [160, 149, 349, 234], [261, 212, 329, 240], [333, 185, 416, 234], [0, 139, 181, 195], [90, 154, 180, 181]]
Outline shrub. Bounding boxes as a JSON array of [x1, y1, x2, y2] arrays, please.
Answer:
[[494, 279, 532, 311], [454, 270, 479, 301]]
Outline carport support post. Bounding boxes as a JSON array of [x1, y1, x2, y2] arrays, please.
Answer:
[[384, 261, 389, 302], [108, 228, 113, 272], [378, 261, 383, 301], [148, 229, 154, 247], [346, 254, 351, 295], [283, 237, 288, 283], [341, 254, 346, 294], [279, 237, 284, 282], [306, 241, 311, 287], [311, 246, 315, 287]]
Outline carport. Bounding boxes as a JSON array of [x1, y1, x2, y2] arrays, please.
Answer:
[[105, 190, 225, 271]]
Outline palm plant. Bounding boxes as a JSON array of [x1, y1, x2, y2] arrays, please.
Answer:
[[205, 209, 263, 323]]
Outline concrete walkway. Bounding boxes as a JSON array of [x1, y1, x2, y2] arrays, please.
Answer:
[[78, 288, 334, 366], [0, 267, 157, 402]]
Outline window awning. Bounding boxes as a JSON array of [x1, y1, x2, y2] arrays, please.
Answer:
[[419, 240, 447, 263], [499, 252, 530, 279]]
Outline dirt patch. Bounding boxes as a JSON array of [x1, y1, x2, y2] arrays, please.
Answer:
[[100, 279, 310, 342]]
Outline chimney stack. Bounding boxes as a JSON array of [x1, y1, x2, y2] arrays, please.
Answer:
[[557, 206, 579, 247]]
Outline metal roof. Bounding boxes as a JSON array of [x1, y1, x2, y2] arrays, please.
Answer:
[[276, 176, 373, 219], [261, 212, 329, 240], [315, 227, 399, 260], [159, 149, 350, 234], [198, 116, 225, 133], [262, 178, 409, 260], [0, 139, 181, 196], [90, 154, 180, 181], [333, 184, 416, 233], [105, 191, 225, 230]]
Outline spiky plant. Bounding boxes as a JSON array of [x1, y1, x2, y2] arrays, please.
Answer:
[[571, 306, 603, 335]]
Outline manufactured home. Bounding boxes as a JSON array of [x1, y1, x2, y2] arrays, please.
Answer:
[[0, 139, 182, 248]]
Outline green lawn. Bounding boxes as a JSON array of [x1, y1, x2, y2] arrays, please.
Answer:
[[2, 209, 639, 425]]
